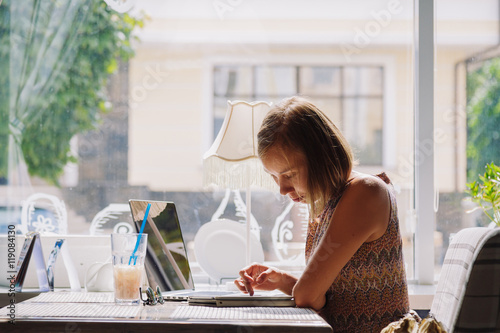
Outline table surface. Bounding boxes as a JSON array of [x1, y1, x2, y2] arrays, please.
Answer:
[[0, 291, 332, 333]]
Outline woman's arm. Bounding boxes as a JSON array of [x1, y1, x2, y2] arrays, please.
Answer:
[[235, 175, 391, 309], [292, 175, 391, 310]]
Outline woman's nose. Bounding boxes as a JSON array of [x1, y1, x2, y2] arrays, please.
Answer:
[[279, 180, 292, 196]]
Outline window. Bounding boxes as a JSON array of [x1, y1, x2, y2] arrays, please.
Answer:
[[13, 0, 495, 287], [433, 0, 500, 278], [214, 65, 385, 166]]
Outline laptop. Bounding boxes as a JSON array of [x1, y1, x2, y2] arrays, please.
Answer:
[[128, 199, 295, 307]]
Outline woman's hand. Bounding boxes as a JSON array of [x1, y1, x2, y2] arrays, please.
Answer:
[[234, 263, 291, 296]]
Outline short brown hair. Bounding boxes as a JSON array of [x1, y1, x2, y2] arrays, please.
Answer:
[[257, 96, 354, 216]]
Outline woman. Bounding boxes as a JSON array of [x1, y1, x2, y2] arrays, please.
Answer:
[[234, 96, 409, 332]]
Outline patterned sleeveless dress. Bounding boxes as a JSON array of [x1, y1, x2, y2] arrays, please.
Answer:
[[305, 173, 409, 332]]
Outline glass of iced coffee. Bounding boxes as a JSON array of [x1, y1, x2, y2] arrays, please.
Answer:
[[110, 233, 148, 305]]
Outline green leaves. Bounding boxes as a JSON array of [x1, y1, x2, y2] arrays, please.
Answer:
[[466, 162, 500, 226], [466, 58, 500, 181], [0, 0, 145, 185]]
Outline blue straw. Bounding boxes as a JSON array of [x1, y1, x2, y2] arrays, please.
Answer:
[[129, 203, 151, 265]]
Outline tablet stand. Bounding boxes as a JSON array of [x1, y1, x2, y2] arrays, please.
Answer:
[[15, 233, 81, 292], [14, 232, 49, 292]]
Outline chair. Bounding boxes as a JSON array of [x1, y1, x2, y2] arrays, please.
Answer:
[[89, 203, 133, 234], [20, 193, 68, 234], [430, 227, 500, 332]]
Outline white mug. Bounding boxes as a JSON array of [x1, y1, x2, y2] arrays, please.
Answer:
[[85, 261, 114, 292]]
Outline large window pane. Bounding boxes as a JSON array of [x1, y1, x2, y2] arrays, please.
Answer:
[[1, 0, 416, 287], [434, 0, 500, 277]]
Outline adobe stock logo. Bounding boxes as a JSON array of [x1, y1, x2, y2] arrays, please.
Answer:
[[104, 0, 137, 13], [341, 0, 403, 62]]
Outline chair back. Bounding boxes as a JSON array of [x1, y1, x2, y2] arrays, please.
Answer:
[[430, 227, 500, 332], [89, 203, 133, 234], [20, 193, 68, 234]]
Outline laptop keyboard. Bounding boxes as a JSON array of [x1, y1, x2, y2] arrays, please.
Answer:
[[171, 306, 318, 321]]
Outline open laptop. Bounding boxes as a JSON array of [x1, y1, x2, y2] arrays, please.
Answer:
[[128, 199, 295, 307]]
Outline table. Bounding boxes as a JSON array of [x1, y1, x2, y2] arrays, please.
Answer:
[[0, 292, 332, 332]]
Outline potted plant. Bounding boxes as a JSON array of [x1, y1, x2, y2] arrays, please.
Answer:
[[466, 162, 500, 228]]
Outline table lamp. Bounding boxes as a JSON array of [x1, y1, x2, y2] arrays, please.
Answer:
[[203, 100, 275, 265]]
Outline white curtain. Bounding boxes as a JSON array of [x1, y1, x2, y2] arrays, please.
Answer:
[[7, 0, 88, 186], [6, 0, 90, 221]]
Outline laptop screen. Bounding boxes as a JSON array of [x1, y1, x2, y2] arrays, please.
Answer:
[[129, 200, 194, 292]]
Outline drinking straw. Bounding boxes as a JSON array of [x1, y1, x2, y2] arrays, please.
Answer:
[[129, 203, 151, 265]]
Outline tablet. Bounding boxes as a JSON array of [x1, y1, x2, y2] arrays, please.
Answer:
[[188, 294, 296, 307]]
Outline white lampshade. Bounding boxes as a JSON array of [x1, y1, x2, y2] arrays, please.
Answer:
[[203, 100, 275, 190]]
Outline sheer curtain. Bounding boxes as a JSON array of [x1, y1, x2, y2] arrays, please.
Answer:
[[8, 0, 87, 184], [6, 0, 90, 220]]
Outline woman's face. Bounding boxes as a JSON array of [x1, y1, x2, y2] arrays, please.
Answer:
[[261, 145, 308, 203]]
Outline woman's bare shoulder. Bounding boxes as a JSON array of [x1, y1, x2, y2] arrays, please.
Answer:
[[341, 172, 391, 240], [347, 172, 389, 196]]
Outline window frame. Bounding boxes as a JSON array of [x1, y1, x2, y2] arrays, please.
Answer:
[[414, 0, 435, 285]]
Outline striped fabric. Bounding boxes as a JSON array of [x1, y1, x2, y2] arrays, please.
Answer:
[[430, 227, 500, 333]]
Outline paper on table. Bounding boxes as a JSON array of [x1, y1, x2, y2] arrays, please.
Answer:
[[171, 306, 318, 321], [0, 303, 139, 318], [60, 241, 82, 291], [25, 291, 114, 303]]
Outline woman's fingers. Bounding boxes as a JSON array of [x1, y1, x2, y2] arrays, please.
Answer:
[[235, 263, 273, 296], [233, 279, 249, 293], [238, 270, 255, 295]]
